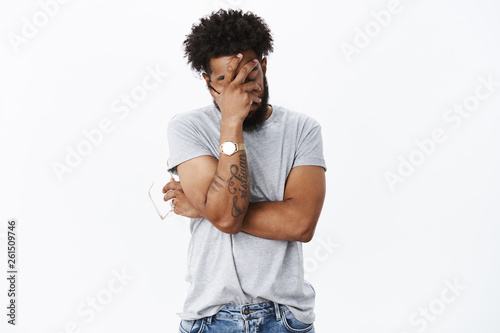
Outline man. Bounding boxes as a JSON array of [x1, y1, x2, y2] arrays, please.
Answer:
[[163, 9, 326, 333]]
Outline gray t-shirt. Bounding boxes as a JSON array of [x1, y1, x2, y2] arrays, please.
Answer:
[[167, 104, 326, 324]]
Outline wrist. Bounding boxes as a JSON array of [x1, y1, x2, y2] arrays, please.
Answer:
[[220, 117, 244, 143], [221, 114, 244, 127]]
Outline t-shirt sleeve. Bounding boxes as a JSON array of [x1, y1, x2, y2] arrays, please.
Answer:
[[166, 114, 214, 175], [293, 118, 327, 172]]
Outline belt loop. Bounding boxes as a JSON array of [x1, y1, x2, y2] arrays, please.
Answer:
[[273, 302, 281, 321], [206, 314, 213, 325]]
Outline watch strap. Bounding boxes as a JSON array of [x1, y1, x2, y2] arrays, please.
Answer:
[[219, 141, 245, 155], [235, 143, 245, 152]]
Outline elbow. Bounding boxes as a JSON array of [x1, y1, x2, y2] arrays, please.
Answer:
[[212, 217, 242, 235], [201, 204, 243, 234], [219, 221, 241, 234], [297, 229, 314, 243], [296, 217, 318, 243]]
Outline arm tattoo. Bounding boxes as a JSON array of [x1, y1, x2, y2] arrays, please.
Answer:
[[209, 172, 225, 192], [227, 153, 249, 217]]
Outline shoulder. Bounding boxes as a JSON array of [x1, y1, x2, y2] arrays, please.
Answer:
[[167, 105, 220, 136], [274, 105, 321, 130], [168, 105, 219, 127]]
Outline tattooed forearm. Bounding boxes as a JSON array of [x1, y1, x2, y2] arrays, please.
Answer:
[[209, 172, 225, 192], [231, 196, 246, 217], [227, 153, 249, 218]]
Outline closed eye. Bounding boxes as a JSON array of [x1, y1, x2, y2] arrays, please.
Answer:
[[247, 67, 259, 80], [217, 67, 258, 81]]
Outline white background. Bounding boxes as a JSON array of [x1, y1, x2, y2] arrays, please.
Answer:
[[1, 0, 499, 332]]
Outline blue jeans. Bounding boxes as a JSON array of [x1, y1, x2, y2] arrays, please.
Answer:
[[178, 301, 315, 333]]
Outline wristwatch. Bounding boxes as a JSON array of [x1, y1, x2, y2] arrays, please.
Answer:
[[219, 141, 245, 156]]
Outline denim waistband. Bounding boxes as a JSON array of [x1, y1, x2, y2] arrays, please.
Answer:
[[206, 301, 288, 324]]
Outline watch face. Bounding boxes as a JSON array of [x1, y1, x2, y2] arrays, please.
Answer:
[[222, 142, 236, 155]]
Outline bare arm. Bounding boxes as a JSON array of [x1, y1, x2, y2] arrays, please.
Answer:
[[175, 147, 248, 234], [240, 165, 326, 242], [165, 164, 326, 242]]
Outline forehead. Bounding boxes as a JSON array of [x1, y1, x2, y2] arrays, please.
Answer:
[[210, 49, 258, 76]]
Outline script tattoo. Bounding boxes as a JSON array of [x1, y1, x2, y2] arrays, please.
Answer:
[[227, 153, 249, 217]]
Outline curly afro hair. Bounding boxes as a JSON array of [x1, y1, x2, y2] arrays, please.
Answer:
[[183, 9, 274, 75]]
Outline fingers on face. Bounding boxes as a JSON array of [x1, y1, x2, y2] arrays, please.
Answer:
[[241, 82, 263, 105], [233, 59, 259, 86], [225, 53, 244, 84], [250, 93, 262, 105], [214, 55, 259, 92], [242, 81, 262, 94]]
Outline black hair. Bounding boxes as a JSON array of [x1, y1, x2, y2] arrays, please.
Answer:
[[183, 9, 274, 75]]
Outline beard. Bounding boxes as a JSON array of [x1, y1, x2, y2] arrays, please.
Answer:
[[212, 74, 270, 132]]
